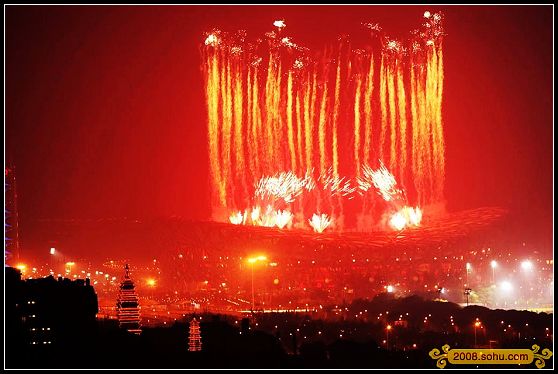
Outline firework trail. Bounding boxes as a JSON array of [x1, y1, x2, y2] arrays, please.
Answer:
[[332, 52, 342, 177], [397, 60, 407, 187], [304, 72, 313, 174], [222, 57, 233, 205], [379, 55, 388, 164], [295, 92, 304, 175], [318, 60, 330, 176], [354, 74, 362, 176], [410, 52, 421, 204], [434, 45, 445, 201], [203, 48, 225, 207], [286, 71, 296, 172], [232, 54, 246, 203], [363, 53, 374, 166]]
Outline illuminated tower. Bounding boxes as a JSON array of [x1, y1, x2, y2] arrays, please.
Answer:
[[5, 165, 20, 264], [116, 264, 142, 335], [188, 317, 202, 352]]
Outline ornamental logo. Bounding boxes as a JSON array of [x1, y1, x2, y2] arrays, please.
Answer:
[[429, 344, 553, 369]]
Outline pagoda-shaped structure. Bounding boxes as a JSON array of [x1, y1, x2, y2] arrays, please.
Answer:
[[188, 317, 202, 351], [116, 264, 142, 335]]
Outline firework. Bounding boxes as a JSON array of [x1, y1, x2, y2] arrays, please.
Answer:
[[389, 206, 423, 231], [250, 206, 261, 224], [319, 168, 356, 197], [203, 12, 445, 228], [274, 210, 293, 229], [229, 211, 245, 225], [358, 161, 404, 202], [257, 205, 279, 227], [309, 213, 332, 233], [254, 171, 311, 204], [273, 20, 286, 29], [204, 33, 219, 47], [405, 206, 423, 226]]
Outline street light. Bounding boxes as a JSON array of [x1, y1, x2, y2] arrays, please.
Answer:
[[49, 248, 56, 272], [465, 263, 471, 286], [499, 280, 513, 308], [247, 255, 268, 311], [500, 280, 513, 293], [464, 287, 472, 306], [16, 264, 27, 274], [490, 260, 497, 283], [386, 325, 392, 350], [146, 278, 156, 299], [474, 319, 481, 347], [65, 262, 75, 275], [521, 260, 533, 272]]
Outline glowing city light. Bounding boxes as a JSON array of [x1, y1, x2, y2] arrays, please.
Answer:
[[491, 260, 498, 269], [500, 281, 513, 293], [247, 255, 268, 264], [147, 278, 156, 287], [466, 262, 472, 271], [386, 285, 394, 293], [50, 248, 56, 255], [16, 264, 27, 272], [424, 11, 431, 18], [521, 260, 533, 271]]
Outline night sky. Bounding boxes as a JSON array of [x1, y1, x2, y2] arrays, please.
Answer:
[[6, 5, 553, 258]]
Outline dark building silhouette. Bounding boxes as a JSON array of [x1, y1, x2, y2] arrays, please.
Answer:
[[5, 267, 98, 367]]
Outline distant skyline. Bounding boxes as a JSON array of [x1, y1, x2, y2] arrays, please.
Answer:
[[6, 5, 553, 258]]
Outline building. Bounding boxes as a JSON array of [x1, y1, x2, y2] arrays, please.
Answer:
[[116, 264, 142, 335], [188, 317, 202, 352], [5, 267, 98, 366]]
